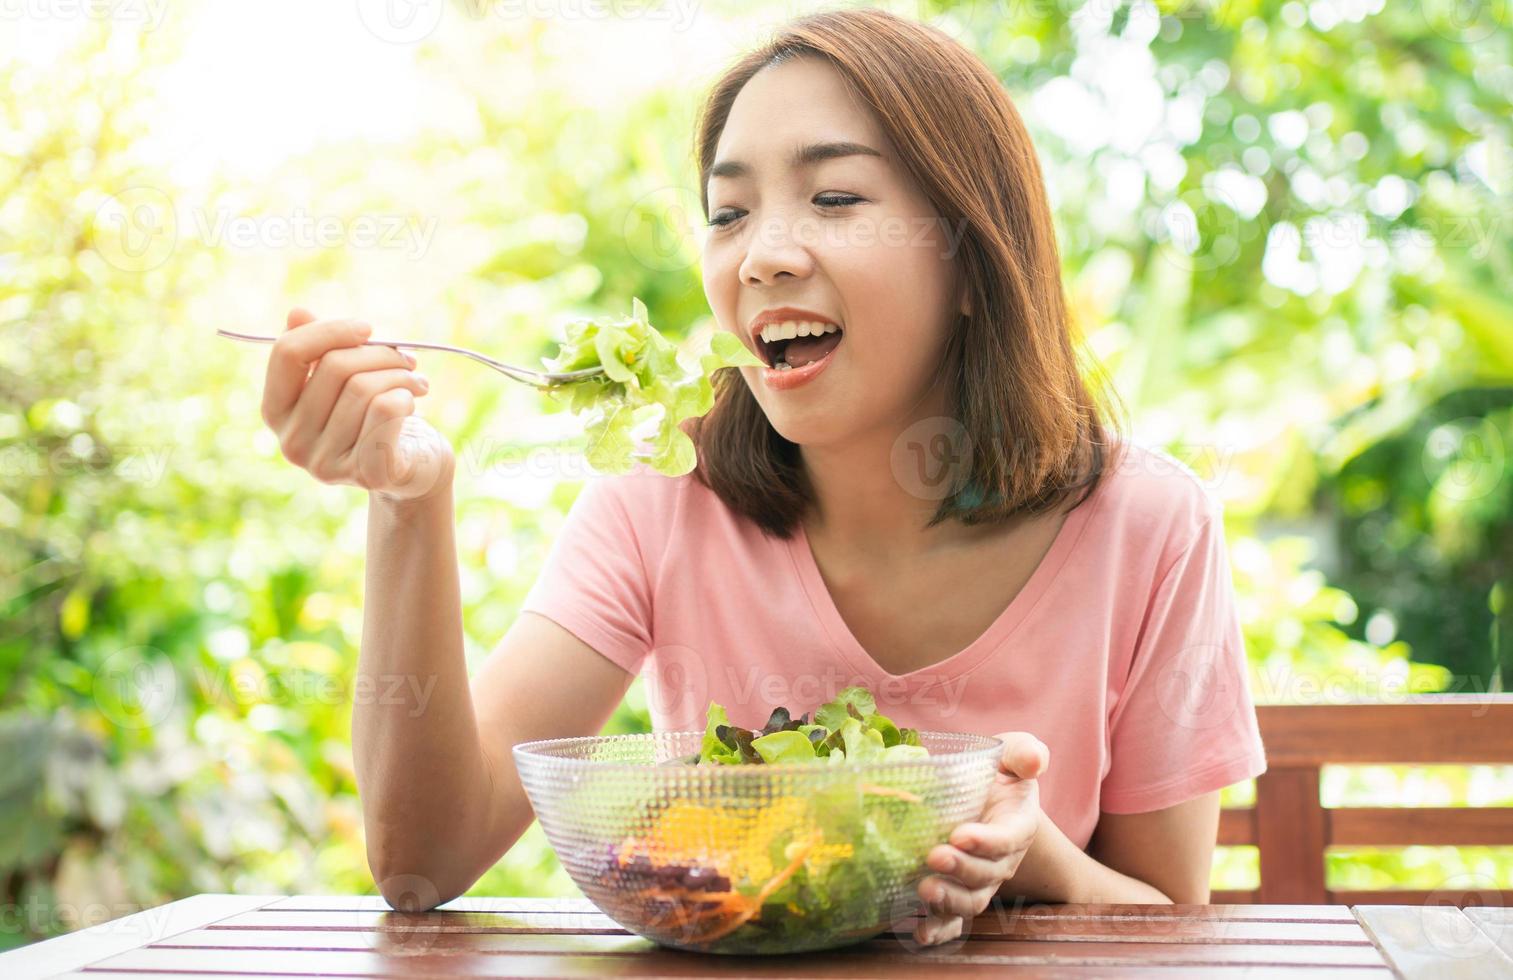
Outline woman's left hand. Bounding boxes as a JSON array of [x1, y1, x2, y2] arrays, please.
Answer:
[[913, 731, 1050, 946]]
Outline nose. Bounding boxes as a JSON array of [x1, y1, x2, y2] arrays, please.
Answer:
[[737, 212, 815, 287]]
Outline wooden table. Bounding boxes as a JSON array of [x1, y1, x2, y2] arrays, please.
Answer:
[[4, 894, 1511, 979]]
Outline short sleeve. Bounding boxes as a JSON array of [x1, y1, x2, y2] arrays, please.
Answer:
[[1100, 509, 1267, 814], [518, 476, 653, 675]]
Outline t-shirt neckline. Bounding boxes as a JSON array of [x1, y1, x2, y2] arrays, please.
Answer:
[[785, 489, 1101, 685]]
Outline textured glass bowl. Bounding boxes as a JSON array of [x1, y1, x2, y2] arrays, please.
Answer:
[[513, 730, 1001, 955]]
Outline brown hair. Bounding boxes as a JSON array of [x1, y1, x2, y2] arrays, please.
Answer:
[[687, 7, 1122, 539]]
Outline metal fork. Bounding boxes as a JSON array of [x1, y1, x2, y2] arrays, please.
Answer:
[[214, 329, 606, 389]]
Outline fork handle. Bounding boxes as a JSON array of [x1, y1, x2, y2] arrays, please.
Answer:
[[216, 328, 426, 351], [213, 328, 574, 387]]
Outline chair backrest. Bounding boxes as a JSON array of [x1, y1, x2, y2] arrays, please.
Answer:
[[1211, 696, 1513, 906]]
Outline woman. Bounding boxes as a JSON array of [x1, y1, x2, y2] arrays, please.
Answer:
[[259, 8, 1266, 947]]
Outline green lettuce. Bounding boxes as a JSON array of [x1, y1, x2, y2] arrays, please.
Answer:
[[813, 687, 876, 731], [542, 298, 763, 476], [751, 729, 817, 764], [694, 687, 927, 766], [699, 702, 741, 765]]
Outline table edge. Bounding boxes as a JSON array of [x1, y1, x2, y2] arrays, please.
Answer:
[[0, 893, 278, 980]]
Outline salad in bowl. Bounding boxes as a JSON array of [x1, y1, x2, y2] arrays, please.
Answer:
[[512, 687, 1000, 954]]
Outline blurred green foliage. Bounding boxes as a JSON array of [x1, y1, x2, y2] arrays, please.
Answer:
[[2, 0, 1510, 947]]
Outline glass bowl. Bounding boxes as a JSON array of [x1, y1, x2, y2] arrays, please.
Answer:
[[512, 730, 1001, 955]]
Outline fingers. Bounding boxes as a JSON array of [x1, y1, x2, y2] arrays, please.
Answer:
[[286, 307, 318, 330], [285, 342, 423, 451], [913, 912, 963, 947], [926, 843, 1010, 889], [355, 386, 416, 446], [995, 731, 1050, 779], [347, 388, 428, 491], [948, 812, 1039, 860], [911, 734, 1049, 947], [917, 844, 1008, 925], [286, 308, 325, 383], [921, 878, 995, 919], [261, 316, 372, 427], [919, 844, 1010, 924], [307, 368, 427, 469]]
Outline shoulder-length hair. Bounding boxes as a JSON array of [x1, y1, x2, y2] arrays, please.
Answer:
[[686, 7, 1122, 539]]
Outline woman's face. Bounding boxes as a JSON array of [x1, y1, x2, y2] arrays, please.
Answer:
[[701, 55, 965, 450]]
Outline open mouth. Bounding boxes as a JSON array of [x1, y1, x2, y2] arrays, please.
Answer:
[[755, 322, 845, 371]]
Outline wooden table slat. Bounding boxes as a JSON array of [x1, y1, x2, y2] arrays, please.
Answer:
[[1463, 907, 1513, 964], [75, 945, 1398, 978], [158, 925, 1396, 966], [222, 908, 630, 934], [212, 907, 1376, 946], [258, 895, 1361, 922], [1353, 904, 1513, 980]]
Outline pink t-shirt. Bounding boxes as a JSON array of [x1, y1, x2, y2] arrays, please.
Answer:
[[519, 442, 1267, 850]]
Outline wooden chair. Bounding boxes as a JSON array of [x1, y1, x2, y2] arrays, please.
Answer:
[[1212, 696, 1513, 905]]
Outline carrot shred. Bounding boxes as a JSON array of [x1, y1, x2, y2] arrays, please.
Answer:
[[857, 781, 922, 803], [620, 829, 824, 945]]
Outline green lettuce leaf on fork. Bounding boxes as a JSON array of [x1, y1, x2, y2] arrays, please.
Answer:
[[542, 297, 763, 476]]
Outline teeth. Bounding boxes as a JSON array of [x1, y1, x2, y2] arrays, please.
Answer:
[[759, 320, 839, 344]]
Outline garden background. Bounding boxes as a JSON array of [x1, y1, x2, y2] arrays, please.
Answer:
[[2, 0, 1510, 947]]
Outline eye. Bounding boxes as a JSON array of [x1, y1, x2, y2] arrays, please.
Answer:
[[706, 208, 744, 228], [706, 193, 864, 229]]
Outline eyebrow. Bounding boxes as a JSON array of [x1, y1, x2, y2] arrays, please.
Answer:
[[709, 140, 885, 180]]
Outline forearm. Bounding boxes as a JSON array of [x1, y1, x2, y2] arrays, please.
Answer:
[[353, 486, 496, 904], [999, 811, 1171, 905]]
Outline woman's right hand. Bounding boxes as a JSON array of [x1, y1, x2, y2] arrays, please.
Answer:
[[261, 307, 455, 503]]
